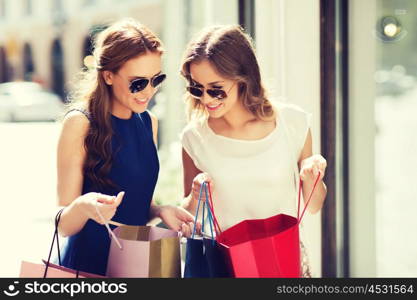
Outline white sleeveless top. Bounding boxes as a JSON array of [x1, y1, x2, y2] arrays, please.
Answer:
[[180, 103, 311, 231]]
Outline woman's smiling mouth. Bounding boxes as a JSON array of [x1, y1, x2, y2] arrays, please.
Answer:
[[206, 103, 223, 111]]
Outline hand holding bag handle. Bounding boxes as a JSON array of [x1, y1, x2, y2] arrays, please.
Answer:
[[185, 182, 229, 278], [278, 105, 321, 224], [44, 208, 63, 277], [191, 182, 205, 239], [44, 201, 124, 278], [297, 173, 321, 225], [205, 182, 222, 237], [279, 105, 321, 277], [191, 182, 215, 241], [44, 191, 124, 278], [44, 208, 80, 278], [202, 182, 217, 244], [95, 201, 123, 250]]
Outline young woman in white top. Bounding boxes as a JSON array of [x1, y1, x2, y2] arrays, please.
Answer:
[[179, 25, 327, 245]]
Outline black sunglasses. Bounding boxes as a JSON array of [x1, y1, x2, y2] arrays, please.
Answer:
[[129, 73, 166, 93], [186, 82, 235, 101]]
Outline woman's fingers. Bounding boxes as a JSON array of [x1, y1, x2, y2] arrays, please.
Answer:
[[196, 221, 202, 233], [94, 201, 117, 224], [313, 165, 319, 176], [193, 221, 202, 235], [178, 207, 195, 223], [187, 222, 194, 235], [92, 211, 105, 225], [181, 222, 201, 238], [300, 165, 324, 181], [95, 191, 124, 206], [200, 173, 214, 189], [79, 192, 121, 225], [96, 194, 115, 205], [181, 223, 191, 238], [180, 223, 187, 237], [113, 191, 125, 207], [194, 172, 213, 186], [191, 173, 214, 203]]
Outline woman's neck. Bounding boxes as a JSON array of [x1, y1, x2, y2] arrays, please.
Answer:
[[111, 101, 133, 119], [218, 102, 256, 130]]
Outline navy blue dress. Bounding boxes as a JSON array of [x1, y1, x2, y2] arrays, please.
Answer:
[[59, 111, 159, 275]]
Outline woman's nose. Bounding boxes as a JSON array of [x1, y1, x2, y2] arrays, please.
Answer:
[[140, 84, 156, 99], [201, 90, 212, 105]]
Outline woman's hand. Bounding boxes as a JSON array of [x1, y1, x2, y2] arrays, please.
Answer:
[[180, 172, 214, 237], [75, 191, 125, 225], [158, 205, 201, 236], [300, 154, 327, 182], [190, 172, 213, 203]]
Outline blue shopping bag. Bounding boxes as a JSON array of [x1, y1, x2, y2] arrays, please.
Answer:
[[183, 182, 230, 278]]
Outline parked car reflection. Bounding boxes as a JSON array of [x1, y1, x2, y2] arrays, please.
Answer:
[[0, 81, 64, 122]]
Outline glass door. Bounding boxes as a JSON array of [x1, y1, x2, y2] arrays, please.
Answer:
[[349, 0, 417, 277]]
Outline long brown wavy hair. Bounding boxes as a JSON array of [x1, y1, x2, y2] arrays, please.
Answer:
[[181, 25, 275, 122], [67, 18, 163, 191]]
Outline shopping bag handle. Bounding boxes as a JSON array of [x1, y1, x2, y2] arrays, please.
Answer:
[[297, 171, 322, 225], [205, 182, 222, 236], [95, 201, 123, 250], [44, 208, 81, 278], [201, 193, 215, 240], [203, 182, 216, 242], [44, 208, 64, 277], [108, 220, 125, 227], [191, 182, 204, 238], [191, 182, 215, 240], [278, 105, 323, 226], [44, 201, 125, 278]]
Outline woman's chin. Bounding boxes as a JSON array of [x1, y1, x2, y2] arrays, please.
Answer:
[[207, 109, 226, 119], [131, 103, 149, 113]]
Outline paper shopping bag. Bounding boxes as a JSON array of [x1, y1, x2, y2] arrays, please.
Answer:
[[106, 225, 181, 278], [19, 260, 105, 278], [184, 182, 229, 278], [20, 208, 104, 278], [206, 175, 321, 278], [217, 213, 301, 277]]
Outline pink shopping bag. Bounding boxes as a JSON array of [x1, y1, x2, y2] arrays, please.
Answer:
[[106, 225, 181, 278], [20, 208, 105, 278], [20, 260, 105, 278]]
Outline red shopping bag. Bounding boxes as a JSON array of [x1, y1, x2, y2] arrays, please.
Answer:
[[207, 174, 321, 278]]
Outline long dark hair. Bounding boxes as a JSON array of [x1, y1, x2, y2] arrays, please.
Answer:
[[67, 18, 163, 190], [181, 25, 275, 121]]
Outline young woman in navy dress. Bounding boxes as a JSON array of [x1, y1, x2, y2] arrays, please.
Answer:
[[56, 19, 194, 275]]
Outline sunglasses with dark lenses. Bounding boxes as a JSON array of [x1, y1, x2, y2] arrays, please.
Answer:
[[186, 84, 233, 101], [129, 73, 166, 93]]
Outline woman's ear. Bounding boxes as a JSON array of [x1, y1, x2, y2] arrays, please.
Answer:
[[238, 81, 246, 94], [102, 71, 114, 85]]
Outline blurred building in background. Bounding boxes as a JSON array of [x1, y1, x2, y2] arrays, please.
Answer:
[[0, 0, 241, 148], [0, 0, 162, 94]]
